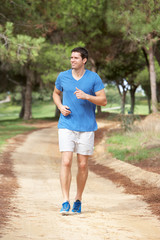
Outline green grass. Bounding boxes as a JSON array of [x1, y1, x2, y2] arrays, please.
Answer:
[[102, 104, 149, 115], [107, 130, 160, 163], [0, 103, 21, 120], [0, 120, 36, 152], [0, 101, 56, 121], [107, 133, 141, 148], [0, 101, 56, 151], [0, 100, 148, 121], [0, 100, 153, 158], [32, 101, 56, 118]]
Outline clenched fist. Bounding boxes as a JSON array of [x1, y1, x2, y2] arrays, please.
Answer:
[[59, 105, 71, 116], [74, 87, 87, 100]]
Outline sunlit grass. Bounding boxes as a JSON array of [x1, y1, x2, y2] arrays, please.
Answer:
[[32, 102, 55, 118], [107, 115, 160, 163], [102, 104, 149, 115], [0, 120, 36, 152], [0, 101, 55, 121], [0, 100, 156, 159], [0, 101, 57, 151]]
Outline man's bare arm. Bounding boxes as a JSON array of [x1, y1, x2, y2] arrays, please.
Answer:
[[74, 88, 107, 106], [53, 87, 71, 116]]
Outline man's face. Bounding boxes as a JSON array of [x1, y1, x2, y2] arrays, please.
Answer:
[[70, 52, 87, 70]]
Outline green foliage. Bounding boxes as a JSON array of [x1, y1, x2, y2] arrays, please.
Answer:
[[36, 44, 70, 83], [106, 84, 130, 105], [57, 0, 107, 39], [134, 59, 160, 100], [154, 61, 160, 83], [36, 42, 84, 83], [121, 115, 134, 131], [0, 22, 45, 65], [55, 0, 108, 63], [0, 0, 58, 36], [0, 0, 160, 117], [107, 0, 160, 44], [135, 60, 160, 85], [103, 49, 145, 85], [106, 84, 121, 104], [135, 67, 149, 85]]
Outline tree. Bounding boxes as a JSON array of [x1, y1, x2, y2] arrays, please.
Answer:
[[0, 0, 58, 37], [135, 67, 151, 113], [0, 22, 45, 120], [53, 0, 111, 114], [107, 0, 160, 112], [154, 42, 160, 102], [126, 75, 139, 114], [103, 50, 145, 113], [36, 44, 80, 83], [135, 60, 160, 113]]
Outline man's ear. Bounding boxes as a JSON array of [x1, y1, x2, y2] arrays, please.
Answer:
[[83, 58, 87, 64]]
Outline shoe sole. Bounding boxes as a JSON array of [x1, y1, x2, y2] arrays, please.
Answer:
[[60, 211, 70, 216], [71, 211, 81, 215]]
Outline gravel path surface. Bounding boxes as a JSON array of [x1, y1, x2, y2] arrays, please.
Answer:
[[1, 123, 160, 240]]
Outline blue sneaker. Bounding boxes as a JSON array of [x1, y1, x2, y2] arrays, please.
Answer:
[[60, 201, 70, 215], [72, 200, 81, 214]]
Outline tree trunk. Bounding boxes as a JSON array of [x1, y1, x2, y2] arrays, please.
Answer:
[[147, 95, 151, 114], [23, 66, 34, 120], [116, 82, 126, 114], [121, 91, 126, 114], [141, 47, 149, 69], [19, 86, 26, 118], [55, 106, 60, 117], [97, 106, 101, 115], [129, 86, 137, 114], [156, 82, 160, 103], [148, 39, 158, 113]]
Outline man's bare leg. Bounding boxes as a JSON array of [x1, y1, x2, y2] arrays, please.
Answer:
[[75, 154, 89, 201], [60, 151, 73, 202]]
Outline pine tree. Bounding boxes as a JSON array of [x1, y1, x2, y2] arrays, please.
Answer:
[[107, 0, 160, 112]]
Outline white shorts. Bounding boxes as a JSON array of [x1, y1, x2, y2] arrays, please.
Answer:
[[58, 129, 95, 155]]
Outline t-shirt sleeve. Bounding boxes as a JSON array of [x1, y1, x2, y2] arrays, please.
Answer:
[[55, 73, 63, 91], [93, 73, 104, 93]]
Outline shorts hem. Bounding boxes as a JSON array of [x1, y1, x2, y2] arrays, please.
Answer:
[[60, 149, 93, 156]]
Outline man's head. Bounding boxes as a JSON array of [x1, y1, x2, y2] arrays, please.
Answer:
[[71, 47, 88, 64]]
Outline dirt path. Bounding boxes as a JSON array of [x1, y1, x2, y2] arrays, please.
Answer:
[[1, 123, 160, 240]]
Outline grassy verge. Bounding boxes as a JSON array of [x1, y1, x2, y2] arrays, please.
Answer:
[[0, 100, 155, 159], [0, 101, 57, 151], [0, 101, 55, 121], [102, 104, 149, 115], [107, 116, 160, 163], [0, 119, 37, 152]]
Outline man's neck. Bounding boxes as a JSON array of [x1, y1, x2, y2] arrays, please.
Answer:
[[72, 68, 85, 80]]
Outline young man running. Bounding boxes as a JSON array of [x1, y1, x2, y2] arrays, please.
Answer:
[[53, 47, 107, 214]]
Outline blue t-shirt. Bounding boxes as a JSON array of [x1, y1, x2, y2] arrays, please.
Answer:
[[55, 69, 104, 132]]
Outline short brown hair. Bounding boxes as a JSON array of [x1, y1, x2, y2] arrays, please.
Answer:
[[71, 47, 88, 62]]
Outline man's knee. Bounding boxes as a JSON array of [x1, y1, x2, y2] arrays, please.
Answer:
[[79, 162, 88, 171], [62, 152, 73, 168], [62, 158, 72, 168], [77, 155, 88, 171]]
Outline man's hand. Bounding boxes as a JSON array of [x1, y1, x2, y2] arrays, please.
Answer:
[[59, 105, 71, 116], [74, 87, 87, 100], [74, 87, 107, 106]]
